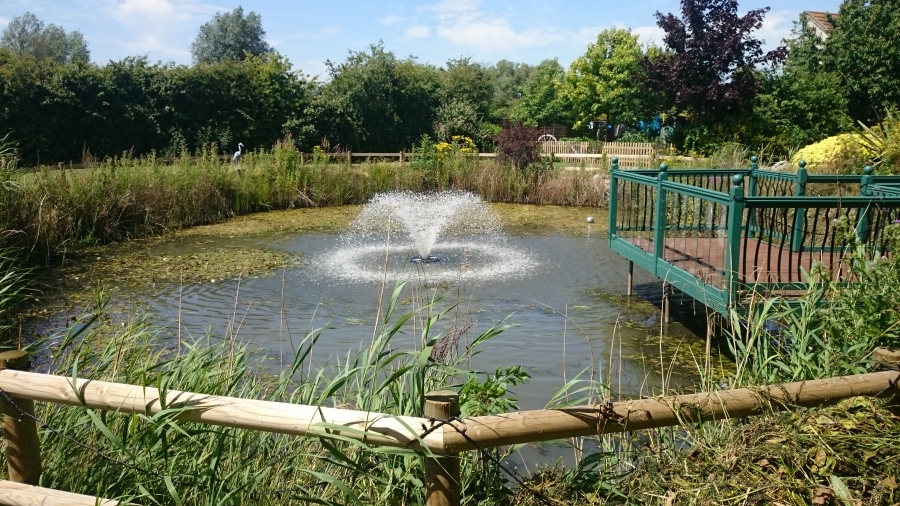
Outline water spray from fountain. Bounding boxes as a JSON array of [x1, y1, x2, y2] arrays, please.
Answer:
[[318, 191, 537, 283]]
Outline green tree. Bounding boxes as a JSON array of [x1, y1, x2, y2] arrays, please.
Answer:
[[316, 43, 440, 152], [825, 0, 900, 122], [484, 60, 534, 121], [744, 15, 850, 152], [439, 57, 493, 118], [190, 6, 271, 64], [1, 12, 90, 64], [510, 59, 566, 127], [560, 28, 644, 135]]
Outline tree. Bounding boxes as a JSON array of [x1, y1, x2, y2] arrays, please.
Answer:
[[315, 43, 440, 152], [825, 0, 900, 122], [560, 28, 644, 135], [1, 12, 90, 64], [191, 6, 271, 64], [439, 57, 493, 118], [639, 0, 785, 126], [510, 59, 566, 127], [484, 60, 534, 121]]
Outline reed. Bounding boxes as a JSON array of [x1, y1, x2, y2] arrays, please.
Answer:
[[0, 143, 609, 265]]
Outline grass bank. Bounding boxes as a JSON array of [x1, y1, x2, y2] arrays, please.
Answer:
[[1, 143, 609, 265]]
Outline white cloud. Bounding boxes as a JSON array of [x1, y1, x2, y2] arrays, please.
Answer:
[[756, 9, 796, 51], [108, 0, 218, 58], [419, 0, 589, 52], [632, 25, 665, 47], [380, 14, 402, 26], [0, 15, 9, 27], [404, 25, 430, 39]]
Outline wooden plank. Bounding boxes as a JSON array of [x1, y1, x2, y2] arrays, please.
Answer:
[[0, 481, 119, 506], [0, 370, 440, 451], [440, 370, 900, 452]]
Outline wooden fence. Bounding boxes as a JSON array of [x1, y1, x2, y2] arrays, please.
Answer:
[[1, 349, 899, 505], [539, 141, 678, 168]]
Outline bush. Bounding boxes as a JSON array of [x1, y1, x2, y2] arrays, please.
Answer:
[[792, 133, 875, 171], [495, 121, 541, 170]]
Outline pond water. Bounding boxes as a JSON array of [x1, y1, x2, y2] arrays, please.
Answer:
[[39, 195, 704, 407], [22, 196, 714, 469]]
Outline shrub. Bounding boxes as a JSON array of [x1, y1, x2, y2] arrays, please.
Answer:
[[792, 133, 875, 171], [495, 121, 541, 170]]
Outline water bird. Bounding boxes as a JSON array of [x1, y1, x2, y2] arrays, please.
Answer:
[[232, 142, 244, 162]]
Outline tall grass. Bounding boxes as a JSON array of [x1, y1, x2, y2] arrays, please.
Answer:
[[0, 141, 609, 264], [727, 230, 900, 385], [2, 283, 537, 505]]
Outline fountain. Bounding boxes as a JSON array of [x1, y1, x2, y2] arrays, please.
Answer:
[[317, 191, 538, 283]]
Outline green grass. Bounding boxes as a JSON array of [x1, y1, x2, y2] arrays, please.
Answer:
[[0, 142, 611, 266]]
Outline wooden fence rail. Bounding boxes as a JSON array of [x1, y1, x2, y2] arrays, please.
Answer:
[[1, 347, 898, 505], [0, 481, 119, 506]]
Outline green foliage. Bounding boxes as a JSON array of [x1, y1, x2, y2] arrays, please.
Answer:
[[729, 228, 900, 386], [190, 7, 271, 64], [459, 365, 529, 418], [439, 57, 493, 120], [0, 12, 89, 64], [484, 59, 535, 121], [316, 43, 440, 152], [856, 108, 900, 172], [748, 66, 852, 152], [825, 0, 900, 122], [510, 59, 566, 127], [433, 99, 492, 149], [561, 28, 644, 131], [0, 52, 315, 165]]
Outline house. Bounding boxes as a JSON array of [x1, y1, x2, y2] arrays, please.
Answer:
[[803, 11, 839, 40]]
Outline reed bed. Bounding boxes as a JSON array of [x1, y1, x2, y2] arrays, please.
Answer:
[[0, 145, 609, 265]]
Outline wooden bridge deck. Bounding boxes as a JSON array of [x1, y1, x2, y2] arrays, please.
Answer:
[[626, 236, 849, 293]]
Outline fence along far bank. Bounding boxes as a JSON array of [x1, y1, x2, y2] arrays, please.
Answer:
[[23, 141, 684, 171]]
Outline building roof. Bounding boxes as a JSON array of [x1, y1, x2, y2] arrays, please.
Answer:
[[805, 11, 840, 33]]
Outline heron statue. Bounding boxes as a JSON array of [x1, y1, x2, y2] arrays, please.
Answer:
[[232, 142, 244, 162]]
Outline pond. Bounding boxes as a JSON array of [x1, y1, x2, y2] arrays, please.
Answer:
[[27, 193, 709, 414]]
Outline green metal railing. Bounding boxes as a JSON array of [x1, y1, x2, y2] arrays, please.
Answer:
[[608, 157, 900, 316]]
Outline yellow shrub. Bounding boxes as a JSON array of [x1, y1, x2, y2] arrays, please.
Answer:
[[792, 134, 875, 170], [435, 136, 477, 163]]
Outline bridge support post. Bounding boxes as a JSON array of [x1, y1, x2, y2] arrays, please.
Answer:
[[662, 283, 670, 324], [726, 175, 746, 308], [627, 261, 634, 296], [790, 161, 808, 252]]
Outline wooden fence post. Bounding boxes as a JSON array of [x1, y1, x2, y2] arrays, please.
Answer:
[[0, 350, 42, 485], [424, 391, 460, 506], [399, 151, 404, 166], [347, 151, 352, 168]]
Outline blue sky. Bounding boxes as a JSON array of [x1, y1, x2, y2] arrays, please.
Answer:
[[0, 1, 840, 78]]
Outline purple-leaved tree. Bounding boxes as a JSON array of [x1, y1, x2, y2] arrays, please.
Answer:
[[639, 0, 786, 126]]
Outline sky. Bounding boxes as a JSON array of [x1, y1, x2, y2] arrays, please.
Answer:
[[0, 0, 841, 78]]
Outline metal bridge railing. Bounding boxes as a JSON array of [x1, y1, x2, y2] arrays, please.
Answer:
[[609, 157, 900, 315]]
